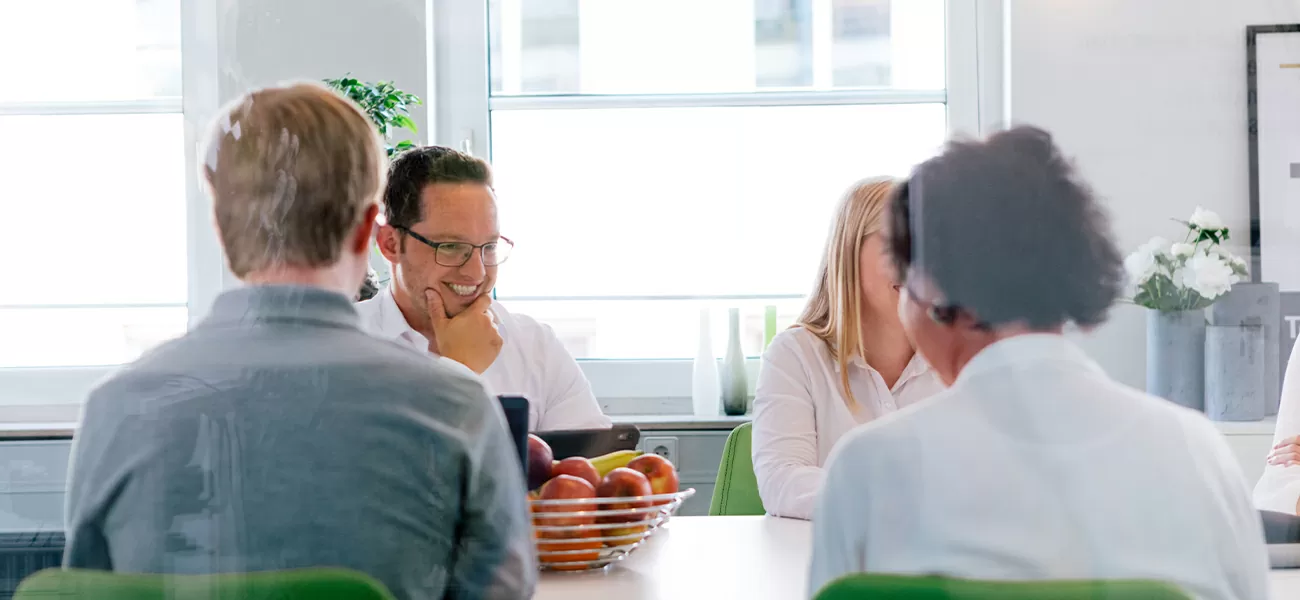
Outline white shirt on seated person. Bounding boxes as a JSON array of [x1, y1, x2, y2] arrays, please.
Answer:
[[357, 287, 611, 432], [1254, 335, 1300, 515], [807, 334, 1269, 600], [753, 326, 943, 519], [362, 144, 609, 433]]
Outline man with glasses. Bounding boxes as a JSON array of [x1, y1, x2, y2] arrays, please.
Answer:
[[358, 145, 611, 432]]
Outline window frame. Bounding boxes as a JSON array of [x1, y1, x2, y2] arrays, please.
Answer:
[[0, 0, 226, 421], [0, 95, 195, 416], [0, 0, 997, 420], [433, 0, 994, 408]]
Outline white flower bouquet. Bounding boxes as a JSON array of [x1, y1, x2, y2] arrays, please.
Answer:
[[1124, 207, 1248, 312]]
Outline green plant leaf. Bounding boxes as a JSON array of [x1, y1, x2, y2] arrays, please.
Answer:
[[323, 75, 424, 159], [392, 115, 417, 131], [1133, 288, 1155, 309]]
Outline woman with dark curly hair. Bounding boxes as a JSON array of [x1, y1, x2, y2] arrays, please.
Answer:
[[806, 126, 1268, 600]]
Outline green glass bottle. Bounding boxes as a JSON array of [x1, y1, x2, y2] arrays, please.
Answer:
[[721, 308, 749, 416]]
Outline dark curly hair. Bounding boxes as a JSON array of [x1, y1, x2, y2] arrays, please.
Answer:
[[887, 126, 1124, 329]]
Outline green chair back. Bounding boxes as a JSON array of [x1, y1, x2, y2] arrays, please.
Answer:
[[15, 568, 397, 600], [709, 422, 766, 516], [813, 573, 1193, 600]]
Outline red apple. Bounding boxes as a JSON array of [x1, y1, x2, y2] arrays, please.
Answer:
[[535, 474, 597, 528], [551, 457, 601, 488], [625, 454, 679, 502], [596, 468, 653, 503], [596, 467, 653, 540], [527, 434, 553, 490]]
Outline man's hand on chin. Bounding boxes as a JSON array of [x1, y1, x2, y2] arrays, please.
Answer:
[[426, 290, 502, 374]]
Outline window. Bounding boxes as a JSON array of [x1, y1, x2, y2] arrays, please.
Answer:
[[0, 2, 184, 377], [0, 0, 980, 412], [451, 0, 975, 371]]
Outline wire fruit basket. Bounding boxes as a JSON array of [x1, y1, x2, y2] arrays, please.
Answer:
[[531, 488, 696, 571]]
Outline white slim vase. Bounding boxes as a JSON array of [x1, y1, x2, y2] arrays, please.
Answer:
[[691, 308, 721, 417]]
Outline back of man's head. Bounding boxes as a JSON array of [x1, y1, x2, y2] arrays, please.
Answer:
[[202, 82, 385, 279]]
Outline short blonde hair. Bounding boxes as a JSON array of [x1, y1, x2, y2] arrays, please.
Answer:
[[201, 82, 386, 278], [795, 177, 897, 409]]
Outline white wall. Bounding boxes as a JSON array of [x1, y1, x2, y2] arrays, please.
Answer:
[[1004, 0, 1300, 388], [218, 0, 431, 137], [183, 0, 432, 313]]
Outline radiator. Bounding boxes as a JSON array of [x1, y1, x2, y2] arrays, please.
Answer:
[[0, 532, 63, 599]]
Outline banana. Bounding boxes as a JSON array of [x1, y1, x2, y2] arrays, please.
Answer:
[[590, 450, 642, 477]]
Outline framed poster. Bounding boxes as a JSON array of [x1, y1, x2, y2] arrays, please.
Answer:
[[1248, 24, 1300, 289]]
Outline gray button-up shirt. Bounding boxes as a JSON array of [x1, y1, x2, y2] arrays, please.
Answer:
[[64, 285, 536, 600]]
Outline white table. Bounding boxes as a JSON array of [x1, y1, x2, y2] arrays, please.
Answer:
[[536, 516, 810, 599], [534, 516, 1300, 600]]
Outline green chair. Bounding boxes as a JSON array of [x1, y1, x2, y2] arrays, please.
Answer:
[[709, 422, 766, 516], [15, 568, 397, 600], [813, 573, 1193, 600]]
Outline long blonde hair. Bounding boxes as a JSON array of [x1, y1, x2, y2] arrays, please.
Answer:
[[795, 177, 898, 408]]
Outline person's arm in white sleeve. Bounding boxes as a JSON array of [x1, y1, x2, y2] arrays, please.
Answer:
[[752, 332, 824, 520], [806, 435, 868, 598], [534, 321, 611, 431], [1255, 336, 1300, 514]]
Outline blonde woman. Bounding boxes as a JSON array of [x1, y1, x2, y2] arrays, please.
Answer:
[[751, 177, 945, 520]]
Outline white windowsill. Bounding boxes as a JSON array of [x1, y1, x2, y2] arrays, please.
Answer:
[[0, 414, 1276, 439], [0, 361, 1279, 438], [0, 417, 760, 440], [1216, 417, 1277, 436], [0, 417, 1278, 440]]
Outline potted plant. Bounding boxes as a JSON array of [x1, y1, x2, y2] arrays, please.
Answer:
[[324, 75, 422, 158], [1125, 207, 1247, 411], [324, 75, 424, 297]]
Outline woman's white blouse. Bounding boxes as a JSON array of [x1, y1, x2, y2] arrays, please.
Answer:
[[1255, 335, 1300, 514], [750, 327, 945, 519]]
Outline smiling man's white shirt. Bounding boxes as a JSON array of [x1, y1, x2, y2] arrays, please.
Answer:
[[356, 287, 612, 432]]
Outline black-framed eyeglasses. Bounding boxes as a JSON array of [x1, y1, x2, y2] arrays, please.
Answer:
[[394, 226, 514, 267]]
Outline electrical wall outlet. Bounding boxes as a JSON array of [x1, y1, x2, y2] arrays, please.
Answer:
[[640, 436, 678, 464]]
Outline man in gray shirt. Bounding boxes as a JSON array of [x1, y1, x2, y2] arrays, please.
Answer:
[[63, 82, 536, 600]]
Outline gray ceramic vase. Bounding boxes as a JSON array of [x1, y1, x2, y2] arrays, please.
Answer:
[[1147, 309, 1205, 411], [1204, 324, 1267, 421], [1207, 282, 1281, 417]]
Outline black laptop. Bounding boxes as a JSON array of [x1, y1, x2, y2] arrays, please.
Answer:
[[537, 426, 640, 460], [497, 395, 640, 465]]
